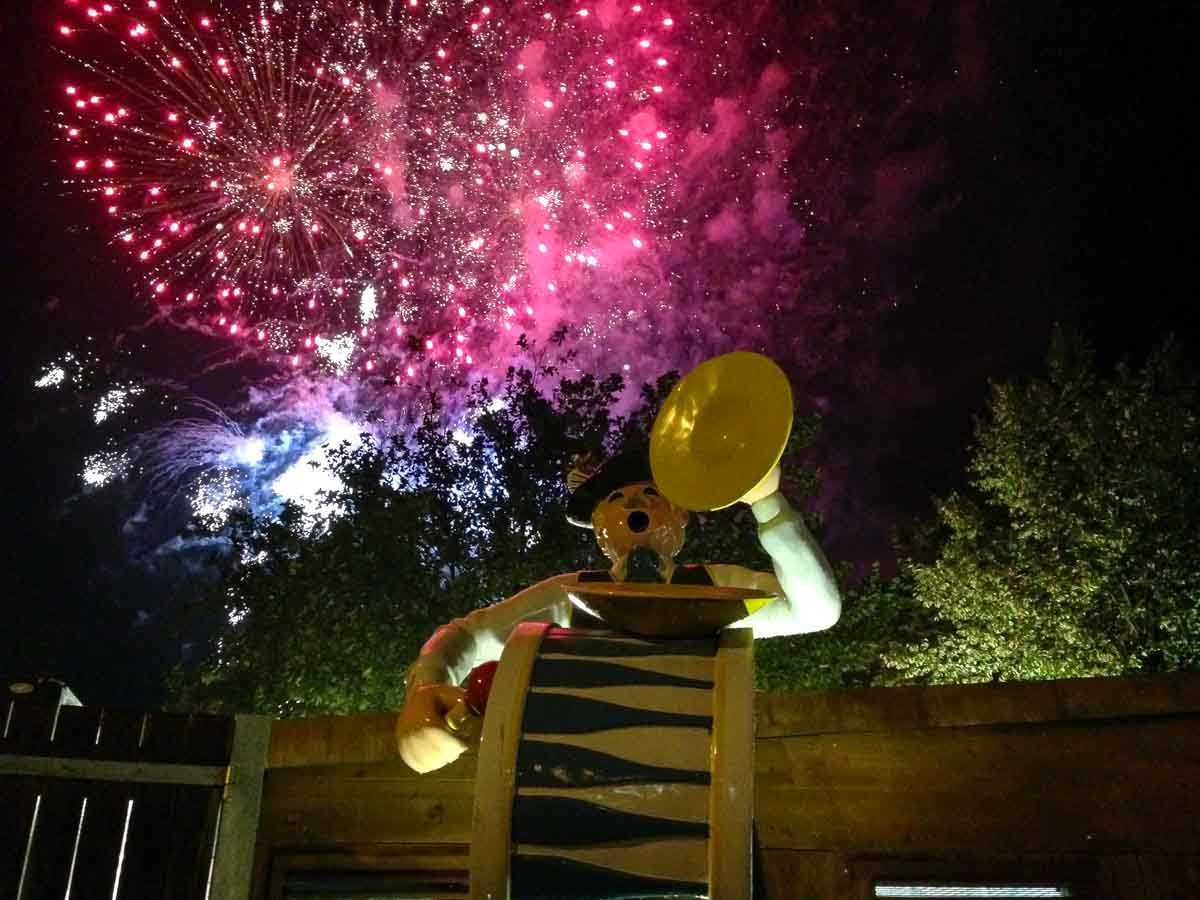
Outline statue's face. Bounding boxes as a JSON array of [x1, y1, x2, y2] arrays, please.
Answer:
[[590, 481, 689, 574]]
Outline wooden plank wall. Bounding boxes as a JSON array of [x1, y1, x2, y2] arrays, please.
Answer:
[[256, 673, 1200, 900], [0, 701, 233, 900], [754, 672, 1200, 898], [255, 713, 474, 899]]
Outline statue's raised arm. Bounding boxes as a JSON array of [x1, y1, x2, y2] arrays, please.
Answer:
[[707, 463, 842, 638], [395, 351, 841, 775]]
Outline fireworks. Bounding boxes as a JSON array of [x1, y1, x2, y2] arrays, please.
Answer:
[[189, 467, 244, 529], [34, 351, 100, 390], [93, 384, 144, 423], [50, 0, 889, 542], [129, 397, 253, 496], [56, 0, 427, 361], [34, 364, 69, 389], [53, 0, 705, 379], [82, 449, 130, 487], [51, 0, 825, 547], [53, 0, 898, 491], [43, 0, 989, 576]]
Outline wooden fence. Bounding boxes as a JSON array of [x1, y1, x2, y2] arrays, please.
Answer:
[[1, 699, 268, 900], [255, 672, 1200, 899], [8, 673, 1199, 898]]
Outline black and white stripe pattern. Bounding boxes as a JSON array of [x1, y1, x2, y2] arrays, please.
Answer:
[[510, 628, 716, 900]]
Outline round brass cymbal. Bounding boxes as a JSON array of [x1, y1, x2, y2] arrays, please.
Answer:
[[650, 351, 793, 511]]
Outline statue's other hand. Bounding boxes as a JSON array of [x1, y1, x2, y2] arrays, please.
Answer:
[[396, 684, 469, 773]]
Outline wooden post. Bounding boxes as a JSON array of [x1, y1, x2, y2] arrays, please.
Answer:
[[209, 715, 271, 900], [709, 628, 754, 900], [470, 622, 551, 900]]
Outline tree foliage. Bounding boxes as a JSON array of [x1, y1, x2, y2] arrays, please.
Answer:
[[755, 564, 946, 692], [891, 330, 1200, 682], [172, 364, 839, 715], [173, 331, 1200, 714]]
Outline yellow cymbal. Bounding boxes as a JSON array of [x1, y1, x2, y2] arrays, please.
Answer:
[[650, 351, 793, 511]]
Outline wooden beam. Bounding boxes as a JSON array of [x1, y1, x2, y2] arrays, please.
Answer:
[[0, 754, 226, 786], [709, 628, 754, 900], [209, 715, 271, 900], [265, 676, 1200, 768], [757, 849, 850, 899], [755, 671, 1200, 738], [263, 672, 1200, 765], [754, 715, 1200, 853], [268, 712, 399, 769], [257, 756, 478, 847], [262, 844, 470, 900], [471, 621, 550, 900]]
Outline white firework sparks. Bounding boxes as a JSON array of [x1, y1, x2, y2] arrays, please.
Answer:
[[94, 386, 144, 424], [35, 366, 68, 389], [314, 334, 358, 375], [190, 469, 244, 530], [358, 285, 379, 325], [81, 450, 130, 488]]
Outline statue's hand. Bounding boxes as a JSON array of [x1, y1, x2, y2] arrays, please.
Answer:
[[740, 464, 781, 506], [396, 684, 469, 773]]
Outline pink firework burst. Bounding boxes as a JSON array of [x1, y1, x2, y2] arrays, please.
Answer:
[[52, 0, 730, 378], [57, 2, 414, 351]]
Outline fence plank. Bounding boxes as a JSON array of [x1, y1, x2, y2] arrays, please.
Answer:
[[160, 786, 223, 900], [3, 706, 236, 765], [755, 671, 1200, 738], [95, 708, 150, 762], [267, 712, 399, 768], [142, 712, 234, 766], [0, 754, 226, 786], [0, 777, 42, 899], [2, 703, 58, 755], [757, 849, 847, 900], [70, 782, 132, 900], [20, 780, 85, 900], [755, 716, 1200, 853], [49, 706, 105, 758], [1132, 853, 1200, 900], [117, 781, 181, 900], [259, 757, 477, 847]]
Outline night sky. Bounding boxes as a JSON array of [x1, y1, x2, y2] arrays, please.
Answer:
[[1, 1, 1196, 706]]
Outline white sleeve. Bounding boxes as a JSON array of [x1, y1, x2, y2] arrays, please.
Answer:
[[708, 492, 841, 639], [406, 574, 574, 690]]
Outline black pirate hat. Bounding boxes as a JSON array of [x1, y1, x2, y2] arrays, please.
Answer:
[[565, 448, 653, 528]]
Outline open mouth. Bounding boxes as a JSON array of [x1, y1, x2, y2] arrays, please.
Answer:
[[627, 510, 650, 533]]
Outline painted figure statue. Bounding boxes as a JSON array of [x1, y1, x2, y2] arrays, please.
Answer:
[[396, 352, 842, 774]]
